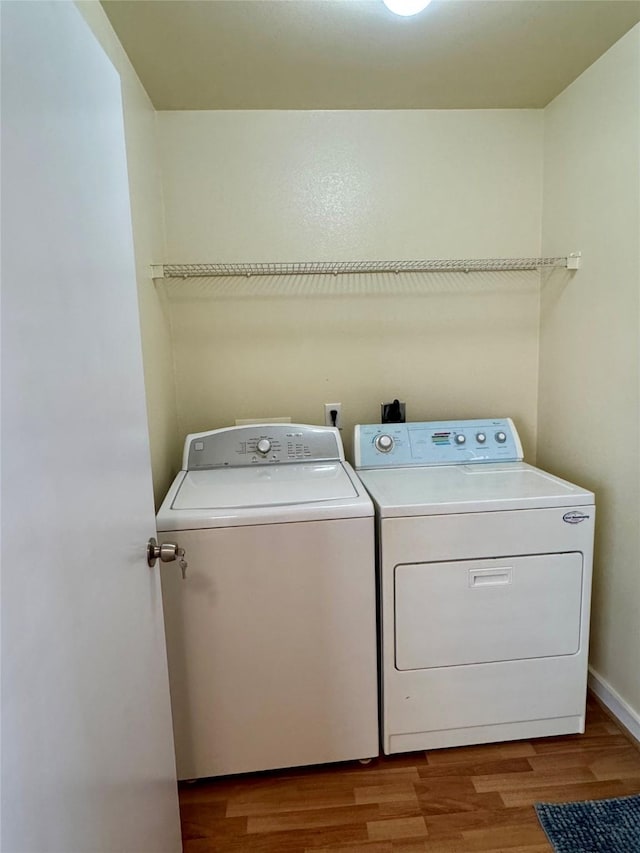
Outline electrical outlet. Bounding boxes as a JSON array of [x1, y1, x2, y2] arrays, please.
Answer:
[[324, 403, 342, 429], [381, 400, 406, 423]]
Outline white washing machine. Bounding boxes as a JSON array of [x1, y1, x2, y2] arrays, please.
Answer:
[[156, 423, 379, 779], [354, 418, 595, 755]]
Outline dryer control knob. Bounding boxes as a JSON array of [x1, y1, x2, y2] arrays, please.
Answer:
[[495, 431, 507, 444], [375, 434, 394, 453], [256, 438, 272, 455], [476, 433, 486, 443], [455, 434, 466, 445]]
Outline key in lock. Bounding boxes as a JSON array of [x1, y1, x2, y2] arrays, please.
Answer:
[[147, 538, 188, 579]]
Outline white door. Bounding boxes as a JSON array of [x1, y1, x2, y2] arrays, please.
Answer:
[[1, 3, 181, 851]]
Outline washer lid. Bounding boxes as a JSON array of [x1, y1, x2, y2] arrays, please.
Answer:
[[173, 462, 356, 509], [157, 461, 373, 530], [357, 462, 594, 516]]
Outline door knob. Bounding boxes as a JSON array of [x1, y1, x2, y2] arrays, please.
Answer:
[[147, 537, 185, 568]]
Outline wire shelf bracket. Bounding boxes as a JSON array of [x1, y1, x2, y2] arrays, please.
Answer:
[[151, 254, 581, 280]]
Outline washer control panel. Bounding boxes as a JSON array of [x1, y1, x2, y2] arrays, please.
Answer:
[[185, 424, 344, 469], [354, 418, 523, 469]]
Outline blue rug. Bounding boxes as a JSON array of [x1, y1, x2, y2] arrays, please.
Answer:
[[535, 794, 640, 853]]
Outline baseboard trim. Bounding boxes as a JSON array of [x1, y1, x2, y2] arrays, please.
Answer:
[[588, 666, 640, 747]]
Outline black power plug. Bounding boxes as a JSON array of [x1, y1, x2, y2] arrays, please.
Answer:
[[381, 399, 406, 423]]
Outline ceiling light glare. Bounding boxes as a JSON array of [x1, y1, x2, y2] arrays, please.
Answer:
[[383, 0, 432, 16]]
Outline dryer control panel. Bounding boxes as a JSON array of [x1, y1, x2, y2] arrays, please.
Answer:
[[183, 423, 344, 469], [354, 418, 523, 469]]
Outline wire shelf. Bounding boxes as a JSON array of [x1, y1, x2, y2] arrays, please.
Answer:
[[153, 256, 580, 279]]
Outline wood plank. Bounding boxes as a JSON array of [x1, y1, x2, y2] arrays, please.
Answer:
[[390, 842, 431, 853], [590, 749, 640, 780], [203, 822, 371, 852], [226, 789, 357, 817], [500, 778, 640, 807], [472, 767, 596, 793], [180, 804, 245, 841], [424, 805, 539, 839], [419, 758, 534, 779], [246, 802, 381, 834], [378, 800, 424, 819], [526, 746, 631, 772], [355, 783, 420, 805], [531, 733, 631, 753], [425, 742, 537, 765], [416, 790, 505, 816], [367, 816, 428, 841], [460, 824, 548, 849], [304, 843, 393, 853]]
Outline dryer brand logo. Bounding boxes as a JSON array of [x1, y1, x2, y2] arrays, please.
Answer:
[[563, 511, 590, 524]]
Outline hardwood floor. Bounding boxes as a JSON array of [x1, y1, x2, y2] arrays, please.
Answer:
[[179, 696, 640, 852]]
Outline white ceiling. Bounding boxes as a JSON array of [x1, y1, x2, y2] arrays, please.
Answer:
[[102, 0, 640, 110]]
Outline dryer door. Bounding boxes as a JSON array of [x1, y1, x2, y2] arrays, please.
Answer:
[[394, 553, 583, 670]]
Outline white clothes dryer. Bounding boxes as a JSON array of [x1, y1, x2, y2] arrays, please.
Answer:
[[157, 424, 379, 779], [354, 418, 595, 755]]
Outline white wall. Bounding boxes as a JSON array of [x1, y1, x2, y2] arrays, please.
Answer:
[[157, 110, 543, 460], [539, 26, 640, 725], [76, 1, 179, 505]]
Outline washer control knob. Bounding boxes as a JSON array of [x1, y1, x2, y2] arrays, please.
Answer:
[[476, 433, 486, 444], [375, 434, 394, 453], [256, 438, 272, 455], [455, 434, 466, 445], [495, 431, 507, 444]]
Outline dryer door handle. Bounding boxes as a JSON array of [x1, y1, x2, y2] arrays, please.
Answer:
[[469, 567, 512, 587]]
